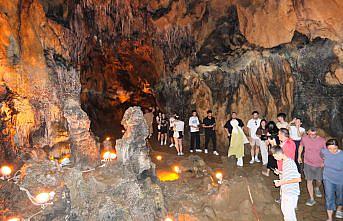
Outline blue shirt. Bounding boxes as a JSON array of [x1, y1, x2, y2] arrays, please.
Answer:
[[321, 149, 343, 184]]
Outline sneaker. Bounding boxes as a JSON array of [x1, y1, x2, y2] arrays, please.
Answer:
[[213, 151, 219, 155], [195, 149, 202, 153], [169, 144, 174, 147], [249, 159, 255, 164], [177, 152, 181, 156], [305, 199, 316, 206], [181, 152, 185, 156], [190, 150, 194, 153], [314, 187, 322, 198], [336, 210, 343, 218], [237, 158, 243, 167], [275, 198, 281, 204], [164, 141, 167, 145], [161, 142, 163, 145], [204, 149, 208, 154], [255, 158, 261, 163]]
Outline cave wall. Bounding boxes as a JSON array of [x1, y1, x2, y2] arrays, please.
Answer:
[[0, 0, 342, 159]]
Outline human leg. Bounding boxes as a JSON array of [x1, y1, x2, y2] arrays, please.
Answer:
[[281, 194, 298, 221], [195, 131, 200, 150], [260, 141, 268, 165], [190, 132, 195, 151]]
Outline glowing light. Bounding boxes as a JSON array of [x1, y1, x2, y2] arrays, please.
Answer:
[[35, 191, 55, 204], [156, 155, 162, 161], [215, 172, 223, 184], [165, 217, 173, 221], [7, 217, 20, 221], [156, 170, 179, 182], [1, 165, 12, 176], [106, 137, 111, 141], [121, 130, 125, 134], [173, 166, 181, 174], [102, 151, 117, 161]]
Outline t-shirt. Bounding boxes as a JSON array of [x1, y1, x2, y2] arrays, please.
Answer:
[[224, 118, 244, 134], [203, 117, 216, 134], [247, 118, 261, 139], [281, 158, 300, 196], [276, 121, 289, 129], [289, 126, 305, 141], [169, 117, 175, 129], [300, 135, 326, 167], [189, 116, 200, 132], [321, 149, 343, 185], [278, 139, 296, 171], [174, 120, 184, 132]]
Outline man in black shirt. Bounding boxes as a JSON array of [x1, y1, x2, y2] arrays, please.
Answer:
[[202, 110, 219, 155]]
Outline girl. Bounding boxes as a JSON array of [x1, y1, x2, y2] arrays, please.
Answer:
[[173, 115, 185, 156], [156, 112, 162, 143], [262, 121, 279, 176], [256, 119, 269, 166], [160, 113, 168, 145]]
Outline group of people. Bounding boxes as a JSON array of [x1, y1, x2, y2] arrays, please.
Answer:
[[144, 107, 343, 221]]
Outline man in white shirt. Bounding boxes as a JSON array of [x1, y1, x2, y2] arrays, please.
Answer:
[[289, 117, 305, 172], [189, 110, 201, 153], [247, 111, 261, 164]]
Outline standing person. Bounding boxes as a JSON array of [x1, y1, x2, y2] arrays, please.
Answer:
[[173, 115, 185, 156], [168, 114, 176, 147], [160, 113, 168, 146], [156, 112, 162, 143], [273, 146, 301, 221], [298, 127, 326, 206], [189, 110, 201, 153], [277, 128, 296, 172], [224, 112, 249, 167], [289, 118, 305, 172], [262, 121, 279, 176], [321, 139, 343, 221], [256, 119, 269, 166], [277, 113, 289, 129], [247, 111, 262, 164], [143, 108, 154, 139], [202, 110, 219, 155]]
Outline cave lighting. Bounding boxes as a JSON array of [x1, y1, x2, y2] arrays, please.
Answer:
[[102, 151, 117, 161], [7, 217, 21, 221], [156, 170, 179, 182], [0, 165, 12, 178], [121, 130, 125, 134], [106, 137, 111, 141], [156, 155, 162, 161], [35, 191, 55, 204], [215, 172, 223, 184], [173, 166, 181, 174], [164, 217, 173, 221]]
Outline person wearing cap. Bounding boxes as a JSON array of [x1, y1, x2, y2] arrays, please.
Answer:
[[298, 127, 326, 207]]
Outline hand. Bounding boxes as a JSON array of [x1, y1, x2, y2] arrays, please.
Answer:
[[298, 157, 302, 164], [273, 168, 282, 175], [274, 180, 282, 187]]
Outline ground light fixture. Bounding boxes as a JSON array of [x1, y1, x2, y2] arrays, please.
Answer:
[[215, 171, 223, 184], [1, 165, 12, 179]]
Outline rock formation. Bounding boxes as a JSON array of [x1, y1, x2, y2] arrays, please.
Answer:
[[0, 0, 342, 160]]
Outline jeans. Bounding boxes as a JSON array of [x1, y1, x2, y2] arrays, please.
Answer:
[[323, 179, 343, 211], [294, 140, 301, 173], [205, 132, 216, 151], [190, 131, 200, 150], [281, 194, 298, 221], [259, 140, 268, 165]]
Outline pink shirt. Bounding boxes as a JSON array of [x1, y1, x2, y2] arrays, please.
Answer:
[[277, 139, 296, 171], [300, 135, 326, 167]]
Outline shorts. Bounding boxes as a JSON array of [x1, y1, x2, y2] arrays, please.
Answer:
[[304, 164, 323, 181], [173, 131, 183, 139], [250, 138, 260, 146], [161, 126, 168, 133], [168, 129, 174, 137]]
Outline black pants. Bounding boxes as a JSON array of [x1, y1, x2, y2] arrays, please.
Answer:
[[205, 132, 216, 151], [294, 140, 301, 173], [190, 131, 200, 150]]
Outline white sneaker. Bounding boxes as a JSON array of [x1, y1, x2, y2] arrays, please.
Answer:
[[213, 151, 219, 155], [255, 158, 261, 163], [180, 152, 184, 156], [169, 144, 174, 147], [195, 149, 202, 153], [237, 158, 243, 167], [177, 152, 181, 156], [164, 141, 167, 145], [204, 149, 208, 154], [336, 210, 343, 219], [160, 142, 163, 145], [249, 159, 255, 164], [190, 150, 193, 153]]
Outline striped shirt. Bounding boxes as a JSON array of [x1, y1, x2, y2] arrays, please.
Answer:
[[281, 158, 300, 196]]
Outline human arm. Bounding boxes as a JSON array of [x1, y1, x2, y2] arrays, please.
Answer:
[[275, 177, 301, 187], [298, 144, 304, 163]]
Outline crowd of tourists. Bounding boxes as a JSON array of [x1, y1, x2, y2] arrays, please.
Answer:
[[143, 107, 343, 221]]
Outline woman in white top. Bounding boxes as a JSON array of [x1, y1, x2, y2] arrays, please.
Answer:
[[173, 115, 185, 156], [289, 118, 305, 172]]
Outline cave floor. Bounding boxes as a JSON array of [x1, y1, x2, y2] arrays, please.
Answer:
[[148, 137, 328, 221]]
